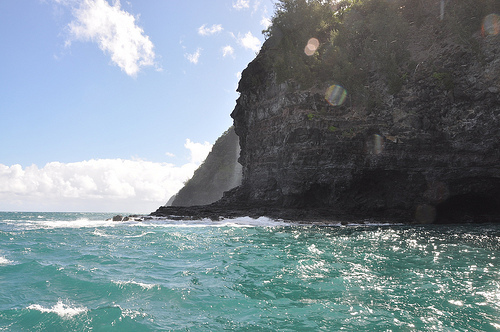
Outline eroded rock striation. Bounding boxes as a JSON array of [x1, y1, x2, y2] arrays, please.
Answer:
[[227, 34, 500, 223]]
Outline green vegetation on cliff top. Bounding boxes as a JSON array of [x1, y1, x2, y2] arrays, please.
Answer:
[[262, 0, 500, 104]]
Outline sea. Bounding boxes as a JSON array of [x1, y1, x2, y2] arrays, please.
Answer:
[[0, 212, 498, 331]]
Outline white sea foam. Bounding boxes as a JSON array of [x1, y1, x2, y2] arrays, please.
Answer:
[[4, 215, 292, 230], [0, 256, 13, 265], [27, 300, 87, 318], [92, 229, 112, 237], [20, 218, 119, 230], [7, 213, 403, 231], [215, 216, 291, 227], [112, 280, 159, 290], [140, 216, 292, 228], [18, 218, 399, 230], [123, 231, 155, 238]]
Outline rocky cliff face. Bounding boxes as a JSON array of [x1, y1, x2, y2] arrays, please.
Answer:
[[227, 21, 500, 223]]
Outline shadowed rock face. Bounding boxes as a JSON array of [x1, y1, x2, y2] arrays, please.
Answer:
[[170, 127, 242, 207], [226, 32, 500, 223]]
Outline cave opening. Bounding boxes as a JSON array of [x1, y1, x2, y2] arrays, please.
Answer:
[[435, 193, 500, 224]]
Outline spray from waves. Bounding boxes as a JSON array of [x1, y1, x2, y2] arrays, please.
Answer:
[[27, 300, 87, 318]]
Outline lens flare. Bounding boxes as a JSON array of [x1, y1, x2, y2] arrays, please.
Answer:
[[304, 38, 320, 56], [482, 14, 500, 36], [325, 85, 347, 106]]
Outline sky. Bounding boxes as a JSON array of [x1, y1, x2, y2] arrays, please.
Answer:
[[0, 0, 274, 213]]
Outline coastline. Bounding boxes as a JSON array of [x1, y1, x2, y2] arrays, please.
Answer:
[[149, 204, 409, 226]]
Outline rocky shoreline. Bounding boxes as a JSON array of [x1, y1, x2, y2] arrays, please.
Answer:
[[149, 203, 412, 225]]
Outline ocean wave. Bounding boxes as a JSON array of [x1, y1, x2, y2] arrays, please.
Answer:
[[123, 231, 155, 238], [214, 216, 292, 227], [27, 300, 87, 318], [16, 219, 118, 230], [2, 212, 400, 231], [138, 216, 293, 228], [111, 280, 160, 290], [92, 228, 112, 237]]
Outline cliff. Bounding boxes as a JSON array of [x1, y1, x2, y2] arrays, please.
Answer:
[[169, 127, 242, 206], [153, 0, 500, 224], [227, 0, 500, 223]]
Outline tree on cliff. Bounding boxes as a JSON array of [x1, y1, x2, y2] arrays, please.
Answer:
[[263, 0, 338, 84], [264, 0, 410, 98], [263, 0, 500, 104]]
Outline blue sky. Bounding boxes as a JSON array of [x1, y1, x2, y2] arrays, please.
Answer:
[[0, 0, 274, 213]]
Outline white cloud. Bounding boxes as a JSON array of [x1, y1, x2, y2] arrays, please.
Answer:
[[67, 0, 156, 77], [253, 0, 262, 13], [198, 24, 223, 36], [184, 139, 212, 164], [185, 48, 202, 64], [0, 139, 213, 213], [233, 0, 250, 10], [261, 16, 272, 29], [238, 31, 262, 52], [51, 0, 78, 6], [222, 45, 235, 57]]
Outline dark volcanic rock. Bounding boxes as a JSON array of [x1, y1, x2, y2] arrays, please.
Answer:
[[225, 35, 500, 224], [151, 199, 356, 224]]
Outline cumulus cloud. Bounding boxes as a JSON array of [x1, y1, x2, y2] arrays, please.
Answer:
[[233, 0, 250, 10], [198, 24, 223, 36], [0, 139, 213, 213], [185, 48, 202, 64], [222, 45, 235, 57], [66, 0, 156, 76], [238, 31, 262, 52]]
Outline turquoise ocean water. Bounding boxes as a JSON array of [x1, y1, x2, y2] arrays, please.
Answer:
[[0, 212, 499, 331]]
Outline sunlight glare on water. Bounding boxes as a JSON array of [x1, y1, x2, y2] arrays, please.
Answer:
[[0, 212, 499, 331]]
